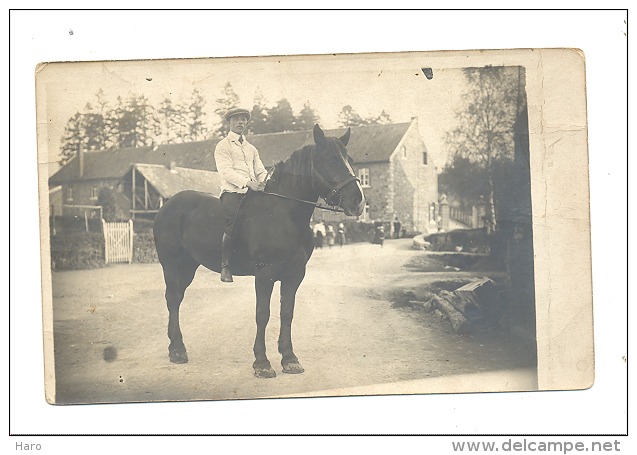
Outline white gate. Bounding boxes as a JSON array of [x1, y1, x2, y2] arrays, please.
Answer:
[[102, 219, 134, 264]]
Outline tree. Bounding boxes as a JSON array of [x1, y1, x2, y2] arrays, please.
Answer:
[[59, 107, 109, 165], [439, 154, 489, 207], [59, 112, 83, 165], [247, 89, 270, 134], [81, 103, 108, 151], [111, 94, 156, 148], [444, 66, 519, 232], [97, 187, 124, 222], [372, 110, 392, 125], [185, 88, 209, 141], [59, 89, 116, 164], [267, 98, 296, 133], [213, 82, 240, 137], [156, 97, 183, 144], [337, 105, 365, 127], [92, 89, 116, 149], [295, 101, 320, 131], [337, 105, 392, 127]]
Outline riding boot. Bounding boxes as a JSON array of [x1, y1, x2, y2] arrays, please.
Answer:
[[220, 233, 234, 283]]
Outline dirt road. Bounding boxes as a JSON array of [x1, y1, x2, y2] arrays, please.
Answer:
[[50, 239, 536, 404]]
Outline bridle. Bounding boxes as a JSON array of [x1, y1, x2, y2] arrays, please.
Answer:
[[309, 144, 360, 207], [262, 142, 360, 212]]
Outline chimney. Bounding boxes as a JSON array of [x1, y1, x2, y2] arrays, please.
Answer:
[[77, 144, 84, 178]]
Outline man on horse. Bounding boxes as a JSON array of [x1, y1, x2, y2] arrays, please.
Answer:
[[214, 107, 268, 283]]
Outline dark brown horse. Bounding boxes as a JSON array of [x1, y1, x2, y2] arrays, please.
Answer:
[[153, 125, 365, 378]]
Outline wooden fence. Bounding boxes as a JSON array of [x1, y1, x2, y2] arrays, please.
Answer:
[[102, 219, 133, 264]]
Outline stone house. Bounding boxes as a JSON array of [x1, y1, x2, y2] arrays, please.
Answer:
[[49, 118, 438, 233]]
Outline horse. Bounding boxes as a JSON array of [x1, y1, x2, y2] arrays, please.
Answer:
[[153, 124, 365, 378]]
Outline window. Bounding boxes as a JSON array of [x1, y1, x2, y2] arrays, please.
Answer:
[[65, 187, 73, 201], [90, 185, 98, 200], [358, 168, 370, 187], [422, 152, 428, 165]]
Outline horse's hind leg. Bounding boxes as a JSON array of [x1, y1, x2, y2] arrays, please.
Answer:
[[162, 258, 198, 364]]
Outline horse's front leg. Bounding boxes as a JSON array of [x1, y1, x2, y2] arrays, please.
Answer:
[[279, 267, 306, 374], [253, 269, 276, 378]]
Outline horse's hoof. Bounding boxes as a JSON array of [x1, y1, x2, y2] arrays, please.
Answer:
[[254, 366, 276, 379], [282, 362, 305, 374], [169, 349, 189, 364]]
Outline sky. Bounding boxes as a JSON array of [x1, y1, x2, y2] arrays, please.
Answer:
[[36, 53, 469, 174]]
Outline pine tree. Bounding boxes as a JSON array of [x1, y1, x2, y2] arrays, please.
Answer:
[[186, 88, 209, 141], [93, 89, 116, 148], [247, 89, 269, 134], [213, 82, 240, 137], [81, 102, 108, 151], [267, 98, 296, 133], [337, 105, 365, 127], [338, 105, 392, 127], [112, 94, 156, 148], [295, 101, 320, 131], [59, 112, 83, 165], [373, 110, 392, 125]]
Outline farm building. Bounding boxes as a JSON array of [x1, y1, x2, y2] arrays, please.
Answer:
[[48, 118, 438, 233]]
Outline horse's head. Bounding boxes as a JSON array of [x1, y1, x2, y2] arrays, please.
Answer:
[[311, 124, 365, 217]]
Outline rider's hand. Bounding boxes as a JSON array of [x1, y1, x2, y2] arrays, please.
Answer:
[[247, 180, 265, 192]]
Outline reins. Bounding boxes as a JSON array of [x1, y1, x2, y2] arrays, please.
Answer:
[[261, 190, 346, 212]]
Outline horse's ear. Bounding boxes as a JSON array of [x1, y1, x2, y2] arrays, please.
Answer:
[[313, 124, 325, 145], [339, 128, 351, 146]]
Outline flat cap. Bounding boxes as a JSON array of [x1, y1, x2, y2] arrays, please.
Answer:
[[224, 107, 251, 121]]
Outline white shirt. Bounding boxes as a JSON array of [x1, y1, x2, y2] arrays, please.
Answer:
[[214, 131, 268, 195]]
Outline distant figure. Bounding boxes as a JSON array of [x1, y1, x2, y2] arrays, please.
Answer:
[[393, 217, 401, 239], [326, 224, 335, 248], [313, 221, 326, 249], [373, 225, 385, 247], [336, 222, 346, 247]]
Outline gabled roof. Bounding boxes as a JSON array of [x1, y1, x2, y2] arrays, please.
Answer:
[[48, 143, 218, 185], [50, 146, 151, 185], [328, 122, 413, 163], [249, 122, 412, 167], [49, 121, 413, 185], [132, 164, 220, 199]]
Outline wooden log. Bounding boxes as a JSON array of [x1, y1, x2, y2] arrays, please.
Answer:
[[440, 289, 470, 314], [409, 300, 433, 311], [431, 294, 470, 334], [454, 277, 503, 317]]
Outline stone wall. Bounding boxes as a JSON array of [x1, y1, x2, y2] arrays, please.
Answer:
[[391, 119, 438, 233], [357, 161, 392, 222]]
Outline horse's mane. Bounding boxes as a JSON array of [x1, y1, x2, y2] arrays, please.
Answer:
[[267, 137, 346, 193], [271, 144, 314, 180]]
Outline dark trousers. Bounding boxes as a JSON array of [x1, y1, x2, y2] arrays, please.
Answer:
[[220, 192, 245, 236]]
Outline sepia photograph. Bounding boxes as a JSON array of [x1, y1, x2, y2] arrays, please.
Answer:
[[8, 7, 630, 448], [36, 48, 592, 405]]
